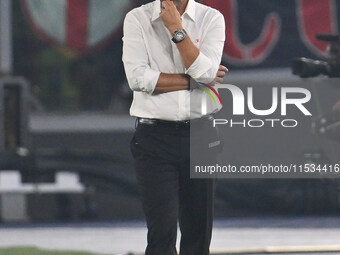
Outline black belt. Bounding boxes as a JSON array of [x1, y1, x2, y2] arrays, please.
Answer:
[[137, 115, 213, 129]]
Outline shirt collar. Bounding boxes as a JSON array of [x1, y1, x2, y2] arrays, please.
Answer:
[[152, 0, 196, 22], [184, 0, 196, 21]]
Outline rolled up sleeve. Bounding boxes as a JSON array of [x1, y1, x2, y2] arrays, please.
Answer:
[[122, 11, 160, 94], [185, 11, 225, 84], [185, 51, 212, 80]]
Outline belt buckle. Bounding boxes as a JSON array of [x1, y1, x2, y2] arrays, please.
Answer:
[[139, 118, 155, 125]]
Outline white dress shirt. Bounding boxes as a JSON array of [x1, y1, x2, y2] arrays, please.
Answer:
[[122, 0, 225, 121]]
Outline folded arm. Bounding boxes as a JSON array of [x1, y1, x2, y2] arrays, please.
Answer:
[[123, 11, 190, 94], [161, 0, 226, 85], [122, 5, 226, 95]]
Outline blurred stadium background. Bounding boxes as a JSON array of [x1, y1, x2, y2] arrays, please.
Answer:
[[1, 0, 340, 254]]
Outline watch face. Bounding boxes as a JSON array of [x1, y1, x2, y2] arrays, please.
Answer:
[[175, 31, 185, 41], [176, 32, 185, 40]]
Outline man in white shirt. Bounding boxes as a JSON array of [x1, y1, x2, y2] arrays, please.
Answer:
[[122, 0, 226, 254]]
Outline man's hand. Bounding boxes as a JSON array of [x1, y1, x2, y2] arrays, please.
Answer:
[[210, 65, 229, 85], [160, 0, 183, 35]]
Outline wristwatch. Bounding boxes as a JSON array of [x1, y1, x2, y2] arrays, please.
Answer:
[[172, 29, 187, 44]]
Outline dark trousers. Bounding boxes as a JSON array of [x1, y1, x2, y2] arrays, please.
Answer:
[[130, 121, 218, 255]]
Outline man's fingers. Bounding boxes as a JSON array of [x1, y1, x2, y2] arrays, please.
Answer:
[[165, 0, 175, 5], [215, 77, 223, 84], [161, 1, 169, 9], [211, 77, 223, 85], [217, 70, 226, 78], [216, 65, 228, 79], [162, 1, 173, 8], [219, 65, 228, 71], [219, 65, 229, 72]]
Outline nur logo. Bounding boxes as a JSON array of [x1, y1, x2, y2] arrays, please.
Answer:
[[200, 83, 312, 117]]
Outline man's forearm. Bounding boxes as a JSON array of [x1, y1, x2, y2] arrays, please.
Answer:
[[153, 73, 190, 94], [168, 27, 200, 70], [161, 1, 200, 70]]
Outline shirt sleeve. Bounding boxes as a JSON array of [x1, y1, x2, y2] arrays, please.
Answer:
[[122, 11, 161, 95], [185, 11, 226, 84]]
